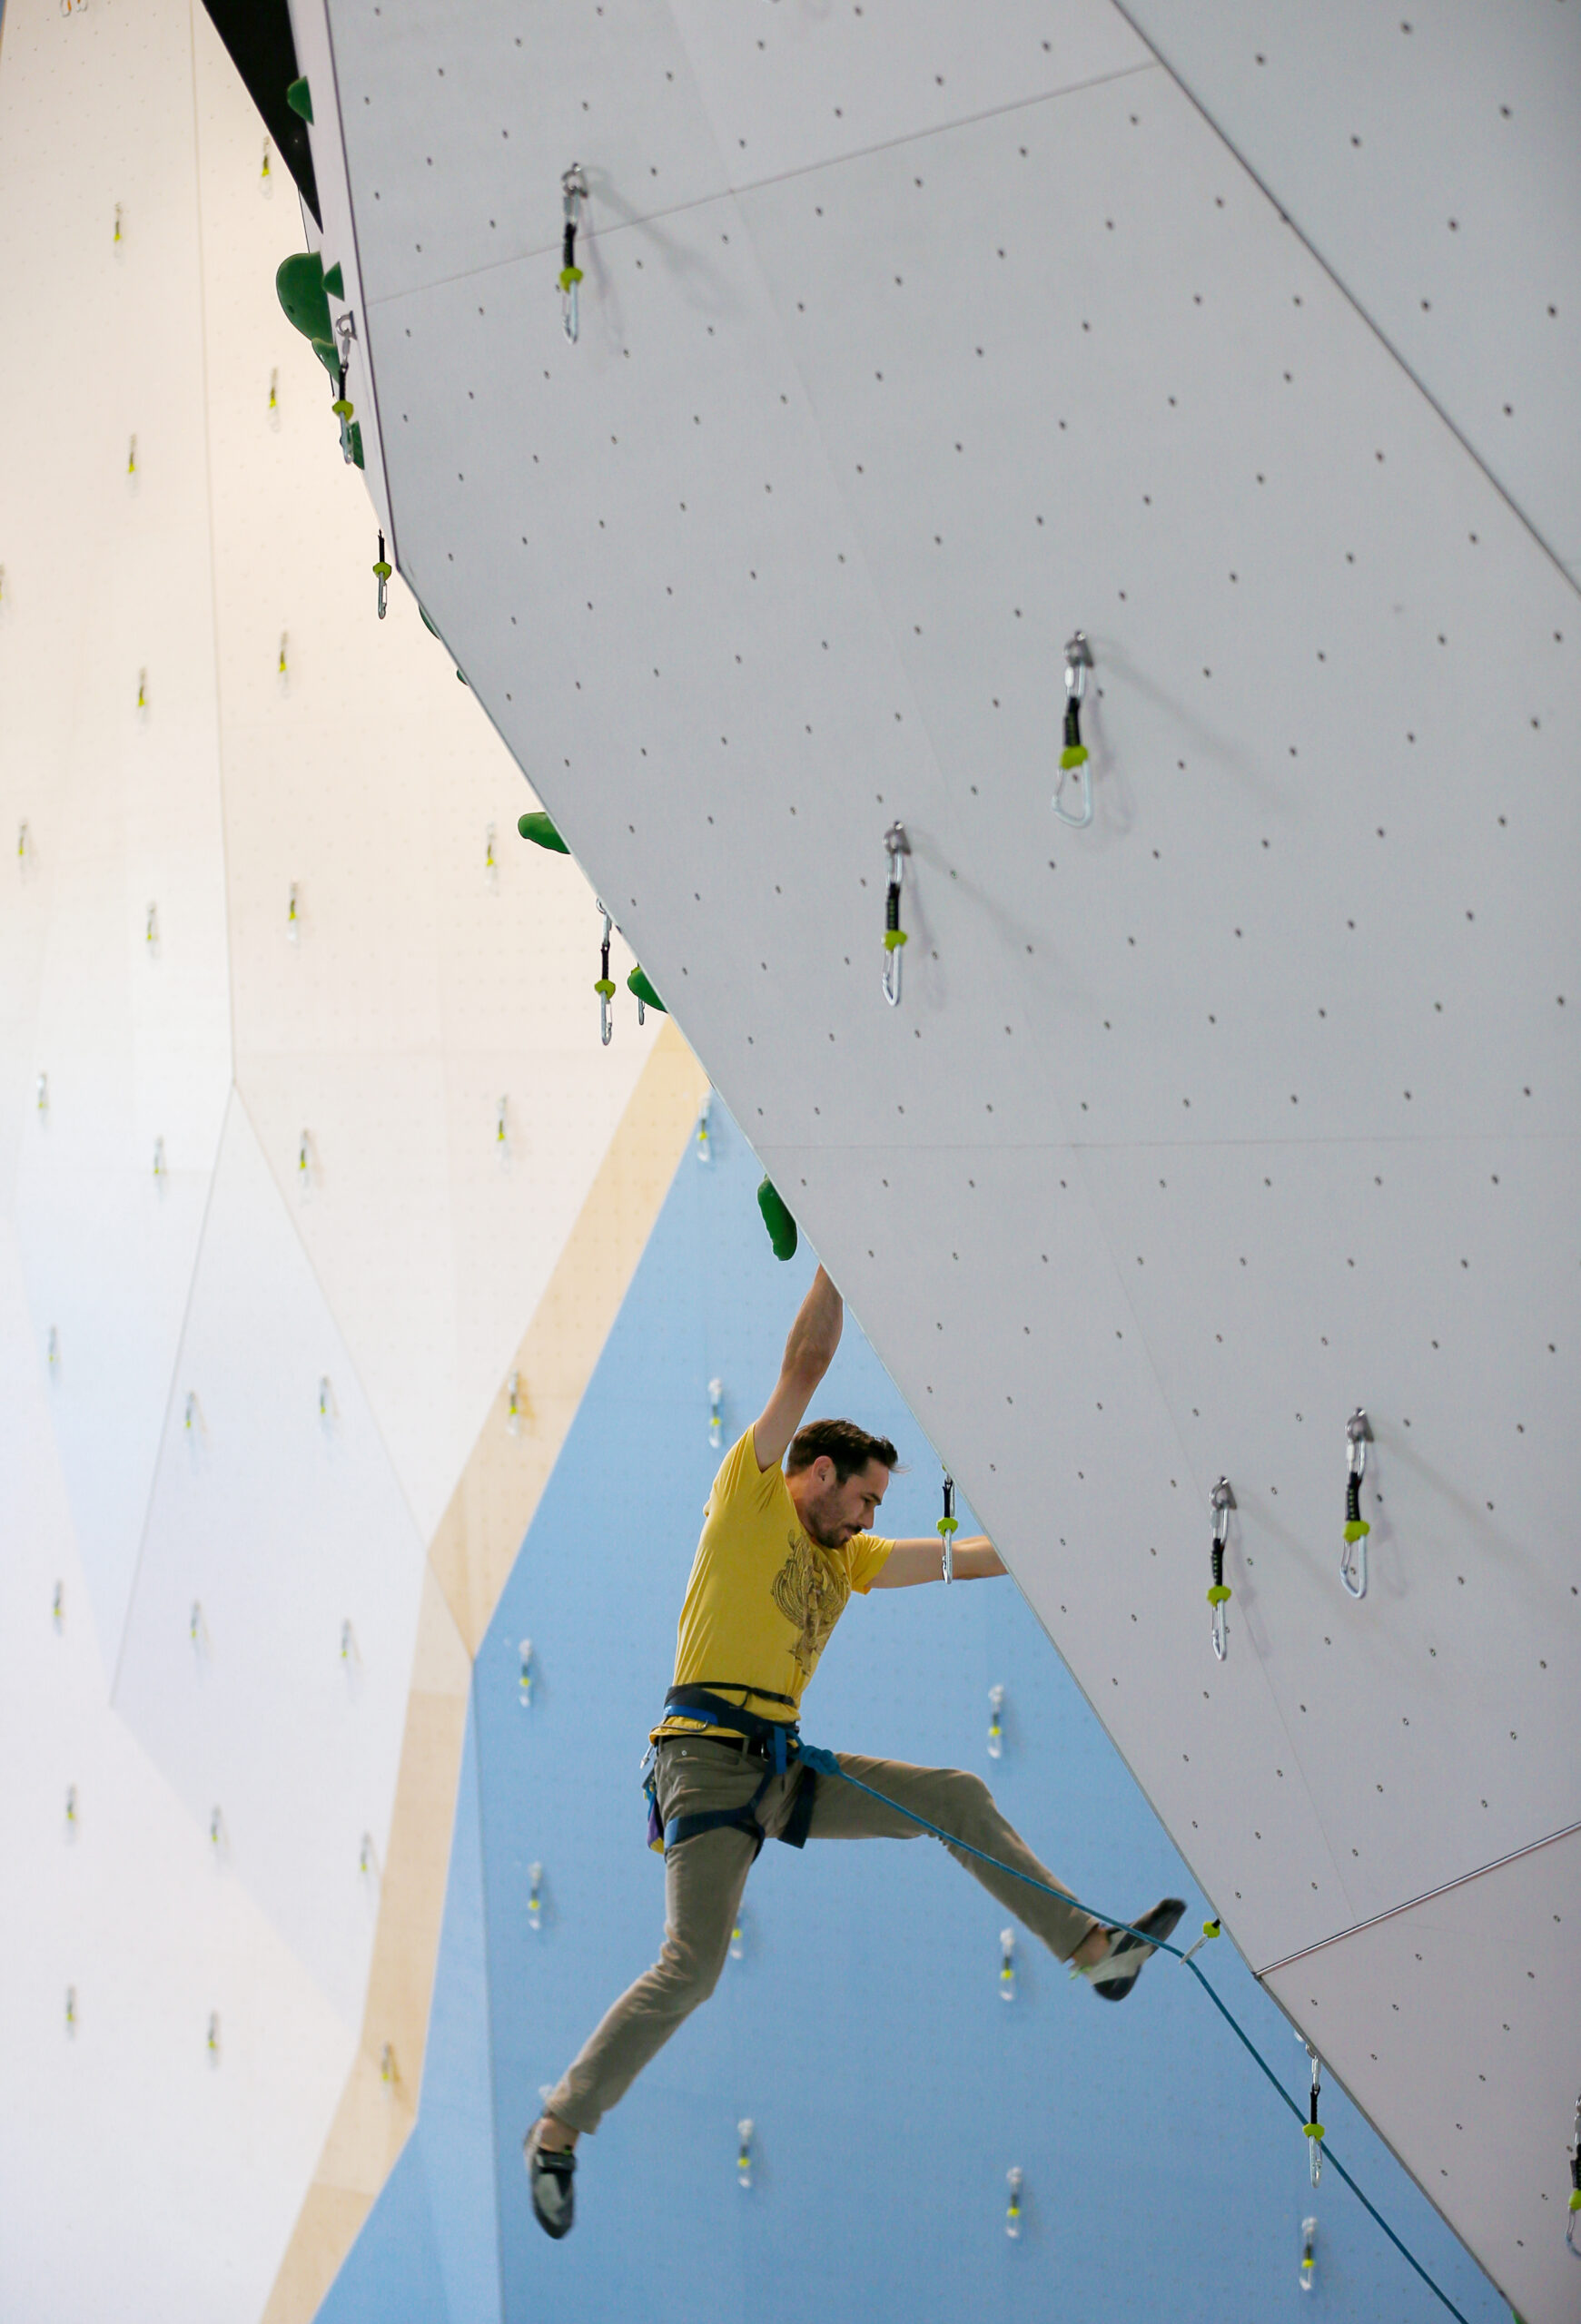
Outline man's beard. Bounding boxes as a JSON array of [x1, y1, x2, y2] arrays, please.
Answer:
[[802, 1494, 849, 1550]]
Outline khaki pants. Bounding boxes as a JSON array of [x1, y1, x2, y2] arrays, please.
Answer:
[[544, 1736, 1099, 2135]]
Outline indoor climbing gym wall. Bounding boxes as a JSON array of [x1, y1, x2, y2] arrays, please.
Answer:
[[0, 0, 702, 2318], [280, 1, 1571, 2319], [2, 1, 1577, 2322], [314, 1100, 1507, 2324]]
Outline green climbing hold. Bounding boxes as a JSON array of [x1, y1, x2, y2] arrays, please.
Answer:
[[275, 251, 341, 387], [286, 75, 313, 123], [517, 811, 568, 852], [1343, 1519, 1371, 1544], [627, 966, 667, 1015], [757, 1177, 797, 1263], [322, 261, 344, 300], [349, 421, 365, 469], [276, 250, 332, 349], [1060, 743, 1090, 771], [419, 606, 441, 638]]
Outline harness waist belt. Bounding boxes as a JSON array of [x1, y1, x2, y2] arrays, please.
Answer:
[[645, 1684, 817, 1858]]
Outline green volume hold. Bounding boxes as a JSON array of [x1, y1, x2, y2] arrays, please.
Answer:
[[627, 966, 667, 1015]]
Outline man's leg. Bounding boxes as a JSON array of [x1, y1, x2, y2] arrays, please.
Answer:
[[537, 1740, 766, 2145], [805, 1753, 1109, 1965]]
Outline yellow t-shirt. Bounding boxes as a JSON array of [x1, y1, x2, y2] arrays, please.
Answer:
[[650, 1430, 894, 1744]]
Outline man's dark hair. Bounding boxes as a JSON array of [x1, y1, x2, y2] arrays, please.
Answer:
[[786, 1418, 903, 1482]]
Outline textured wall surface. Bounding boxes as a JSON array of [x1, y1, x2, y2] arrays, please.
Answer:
[[316, 1104, 1505, 2324], [305, 1, 1581, 2313], [0, 1, 679, 2316]]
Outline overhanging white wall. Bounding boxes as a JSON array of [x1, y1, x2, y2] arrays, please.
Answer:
[[314, 4, 1581, 2316]]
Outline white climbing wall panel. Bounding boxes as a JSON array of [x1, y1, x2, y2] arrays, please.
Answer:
[[316, 4, 1581, 2316], [0, 0, 663, 2316], [0, 1222, 354, 2324], [1112, 0, 1581, 588], [114, 1096, 429, 2031]]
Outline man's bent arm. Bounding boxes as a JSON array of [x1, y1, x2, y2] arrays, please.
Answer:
[[869, 1535, 1005, 1588], [752, 1265, 844, 1472]]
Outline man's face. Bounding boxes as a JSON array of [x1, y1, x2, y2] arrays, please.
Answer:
[[796, 1457, 889, 1550]]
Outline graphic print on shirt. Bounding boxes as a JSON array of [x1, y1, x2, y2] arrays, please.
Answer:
[[771, 1530, 851, 1677]]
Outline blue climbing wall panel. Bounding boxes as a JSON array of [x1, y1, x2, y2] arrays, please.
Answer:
[[319, 1106, 1505, 2324]]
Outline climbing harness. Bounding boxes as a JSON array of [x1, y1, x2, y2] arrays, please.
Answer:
[[1209, 1476, 1234, 1660], [1342, 1408, 1371, 1599], [560, 164, 588, 342], [938, 1472, 957, 1584], [1567, 2090, 1581, 2258], [882, 822, 910, 1007], [373, 531, 391, 621], [594, 901, 616, 1046], [1303, 2041, 1325, 2186], [1053, 631, 1094, 829], [640, 1684, 817, 1859]]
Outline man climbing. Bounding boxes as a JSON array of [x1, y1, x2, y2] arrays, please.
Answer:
[[525, 1264, 1182, 2238]]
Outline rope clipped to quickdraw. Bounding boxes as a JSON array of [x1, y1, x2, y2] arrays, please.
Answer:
[[594, 901, 616, 1046], [789, 1745, 1474, 2324], [882, 821, 910, 1007], [372, 531, 391, 621], [938, 1473, 957, 1585], [1342, 1407, 1371, 1599], [1304, 2043, 1326, 2187], [1566, 2090, 1581, 2258], [1054, 630, 1094, 828], [560, 164, 588, 341], [1209, 1476, 1234, 1661]]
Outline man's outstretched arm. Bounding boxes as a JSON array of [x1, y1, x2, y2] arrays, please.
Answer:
[[752, 1265, 843, 1472], [869, 1535, 1006, 1588]]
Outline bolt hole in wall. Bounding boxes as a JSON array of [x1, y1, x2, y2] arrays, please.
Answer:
[[317, 1109, 1502, 2324]]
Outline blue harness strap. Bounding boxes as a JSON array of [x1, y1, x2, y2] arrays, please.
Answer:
[[647, 1684, 817, 1857]]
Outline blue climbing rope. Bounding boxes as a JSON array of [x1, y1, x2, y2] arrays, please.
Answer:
[[796, 1746, 1472, 2324]]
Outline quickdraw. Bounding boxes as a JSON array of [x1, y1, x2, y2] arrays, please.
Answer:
[[1209, 1476, 1234, 1660], [882, 822, 910, 1007], [560, 164, 588, 341], [1342, 1408, 1371, 1599]]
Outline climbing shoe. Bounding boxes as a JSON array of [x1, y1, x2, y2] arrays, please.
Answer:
[[1080, 1897, 1185, 2002], [524, 2120, 578, 2239]]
